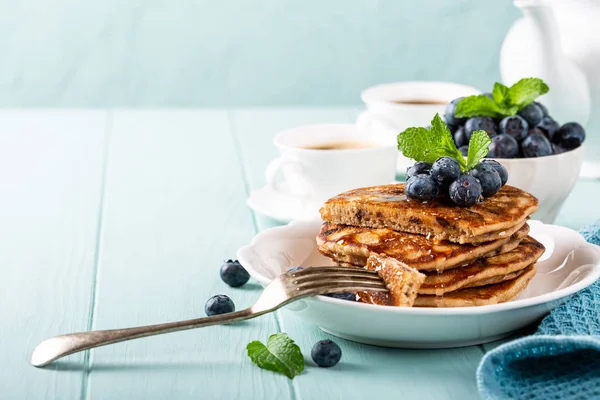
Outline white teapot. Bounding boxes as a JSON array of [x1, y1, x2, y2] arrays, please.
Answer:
[[500, 0, 599, 151]]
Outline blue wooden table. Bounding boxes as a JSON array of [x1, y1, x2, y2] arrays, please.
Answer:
[[2, 109, 599, 399]]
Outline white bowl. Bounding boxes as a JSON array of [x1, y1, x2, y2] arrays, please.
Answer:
[[238, 219, 600, 349], [491, 145, 584, 224]]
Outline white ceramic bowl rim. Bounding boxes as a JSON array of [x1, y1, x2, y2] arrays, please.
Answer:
[[240, 219, 600, 316]]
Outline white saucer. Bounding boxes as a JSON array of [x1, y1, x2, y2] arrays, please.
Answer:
[[238, 219, 600, 348], [247, 185, 320, 223]]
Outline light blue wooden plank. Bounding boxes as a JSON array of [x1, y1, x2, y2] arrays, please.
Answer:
[[233, 107, 485, 400], [86, 111, 290, 399], [0, 111, 108, 399]]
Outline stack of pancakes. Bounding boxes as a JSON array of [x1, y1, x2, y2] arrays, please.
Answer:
[[317, 184, 545, 307]]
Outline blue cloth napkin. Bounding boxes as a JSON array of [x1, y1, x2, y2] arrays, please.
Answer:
[[477, 221, 600, 400]]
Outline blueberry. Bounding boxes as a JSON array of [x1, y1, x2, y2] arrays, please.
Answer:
[[521, 133, 553, 157], [537, 117, 560, 141], [499, 115, 529, 141], [534, 101, 549, 117], [488, 134, 519, 158], [528, 127, 547, 140], [220, 260, 250, 287], [459, 145, 469, 156], [449, 175, 482, 206], [552, 144, 567, 155], [405, 174, 439, 201], [311, 340, 342, 368], [205, 294, 235, 316], [288, 266, 303, 273], [406, 162, 432, 180], [444, 97, 466, 126], [430, 157, 461, 189], [326, 292, 356, 301], [468, 163, 502, 198], [518, 103, 544, 126], [454, 126, 468, 148], [481, 159, 508, 186], [554, 122, 585, 150], [464, 116, 497, 140]]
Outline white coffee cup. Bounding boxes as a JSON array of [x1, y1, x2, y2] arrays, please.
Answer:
[[357, 81, 481, 132], [266, 124, 398, 206]]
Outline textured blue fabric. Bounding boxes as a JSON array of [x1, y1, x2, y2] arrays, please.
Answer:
[[477, 220, 600, 400]]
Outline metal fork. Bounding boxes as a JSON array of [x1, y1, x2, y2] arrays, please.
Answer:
[[30, 266, 386, 367]]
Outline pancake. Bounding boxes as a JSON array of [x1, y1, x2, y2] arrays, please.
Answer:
[[358, 266, 537, 307], [418, 236, 545, 295], [317, 222, 530, 271], [320, 184, 538, 244], [413, 265, 537, 307], [364, 253, 425, 307]]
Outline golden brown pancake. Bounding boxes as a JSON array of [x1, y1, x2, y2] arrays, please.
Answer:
[[317, 222, 529, 271], [364, 253, 425, 307], [320, 184, 538, 244]]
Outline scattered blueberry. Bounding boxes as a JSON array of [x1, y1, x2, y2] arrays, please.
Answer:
[[205, 294, 235, 316], [488, 134, 520, 158], [406, 161, 432, 180], [449, 175, 482, 206], [518, 103, 544, 126], [326, 292, 357, 301], [469, 163, 502, 198], [481, 159, 508, 186], [454, 126, 468, 148], [554, 122, 585, 150], [430, 157, 461, 189], [288, 266, 303, 273], [534, 101, 548, 117], [406, 174, 439, 201], [311, 340, 342, 368], [459, 145, 469, 156], [220, 260, 250, 287], [537, 117, 560, 142], [464, 116, 497, 140], [499, 115, 529, 141], [444, 97, 466, 126], [521, 133, 553, 157]]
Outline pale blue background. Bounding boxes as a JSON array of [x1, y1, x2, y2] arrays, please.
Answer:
[[0, 0, 520, 107]]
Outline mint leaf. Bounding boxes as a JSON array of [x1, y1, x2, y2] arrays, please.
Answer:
[[492, 82, 510, 107], [397, 113, 466, 170], [466, 130, 492, 171], [455, 95, 504, 118], [247, 333, 304, 379], [508, 78, 549, 110]]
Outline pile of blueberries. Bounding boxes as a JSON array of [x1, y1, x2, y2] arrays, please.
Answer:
[[405, 157, 508, 206], [444, 97, 585, 158], [205, 260, 342, 368]]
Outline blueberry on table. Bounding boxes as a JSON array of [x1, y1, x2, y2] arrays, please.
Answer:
[[459, 145, 469, 156], [468, 163, 502, 198], [454, 126, 468, 148], [444, 97, 466, 126], [554, 122, 585, 150], [518, 103, 544, 126], [311, 340, 342, 368], [465, 116, 497, 140], [430, 157, 461, 188], [205, 294, 235, 316], [534, 101, 549, 117], [406, 174, 439, 201], [499, 115, 529, 141], [220, 260, 250, 287], [326, 292, 357, 301], [521, 133, 553, 157], [287, 266, 303, 273], [406, 162, 432, 180], [481, 159, 508, 186], [449, 175, 482, 206], [537, 117, 560, 141], [487, 134, 519, 159]]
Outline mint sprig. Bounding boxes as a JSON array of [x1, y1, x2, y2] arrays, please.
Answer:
[[247, 333, 304, 379], [455, 77, 549, 118], [397, 114, 491, 172]]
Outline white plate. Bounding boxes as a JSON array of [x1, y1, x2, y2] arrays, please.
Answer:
[[237, 220, 600, 348], [247, 185, 321, 223]]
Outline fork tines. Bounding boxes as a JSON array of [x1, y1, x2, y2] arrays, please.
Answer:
[[285, 266, 387, 293]]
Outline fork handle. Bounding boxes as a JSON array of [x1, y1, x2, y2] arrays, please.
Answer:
[[30, 308, 258, 367]]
